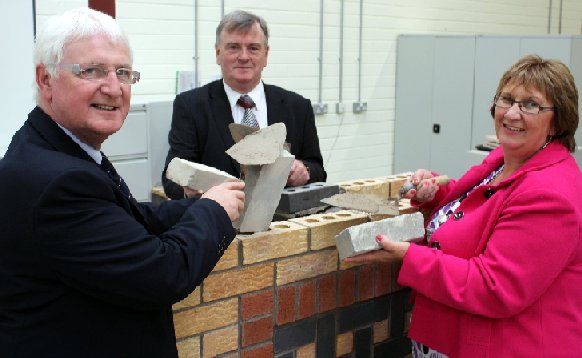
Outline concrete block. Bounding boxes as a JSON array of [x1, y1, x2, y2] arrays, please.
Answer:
[[226, 122, 286, 165], [335, 212, 425, 260], [276, 182, 340, 214], [166, 157, 238, 192], [235, 150, 295, 233]]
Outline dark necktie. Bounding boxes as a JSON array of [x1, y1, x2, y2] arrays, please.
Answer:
[[237, 94, 260, 128], [100, 152, 133, 200]]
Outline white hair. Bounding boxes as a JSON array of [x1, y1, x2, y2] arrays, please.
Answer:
[[34, 7, 132, 103]]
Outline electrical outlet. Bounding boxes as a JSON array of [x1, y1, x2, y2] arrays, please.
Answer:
[[353, 102, 367, 113], [176, 71, 196, 94], [313, 103, 328, 115]]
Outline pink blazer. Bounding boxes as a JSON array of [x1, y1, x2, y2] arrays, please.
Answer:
[[399, 142, 582, 357]]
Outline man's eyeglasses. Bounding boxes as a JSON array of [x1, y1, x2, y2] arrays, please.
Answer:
[[56, 64, 140, 85], [493, 95, 555, 115]]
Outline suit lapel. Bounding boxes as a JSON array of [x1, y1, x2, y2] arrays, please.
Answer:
[[265, 84, 289, 127], [209, 81, 240, 175], [28, 107, 147, 225]]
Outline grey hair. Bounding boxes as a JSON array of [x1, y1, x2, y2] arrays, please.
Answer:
[[215, 10, 269, 47], [34, 7, 132, 103]]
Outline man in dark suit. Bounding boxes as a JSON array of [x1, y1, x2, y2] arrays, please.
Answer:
[[162, 10, 326, 200], [0, 8, 244, 357]]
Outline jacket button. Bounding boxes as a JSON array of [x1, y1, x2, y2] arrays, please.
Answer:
[[484, 188, 494, 198], [453, 211, 464, 220]]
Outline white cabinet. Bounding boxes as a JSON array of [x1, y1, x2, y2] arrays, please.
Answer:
[[101, 101, 173, 201], [395, 35, 582, 178]]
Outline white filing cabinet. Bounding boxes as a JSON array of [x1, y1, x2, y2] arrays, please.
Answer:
[[101, 101, 173, 201], [395, 34, 582, 179]]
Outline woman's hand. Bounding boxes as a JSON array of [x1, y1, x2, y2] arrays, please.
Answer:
[[402, 169, 440, 202], [344, 234, 410, 264]]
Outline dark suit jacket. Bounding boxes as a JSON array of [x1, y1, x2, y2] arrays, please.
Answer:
[[0, 107, 235, 357], [162, 79, 326, 199]]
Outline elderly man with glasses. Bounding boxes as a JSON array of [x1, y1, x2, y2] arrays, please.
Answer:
[[0, 8, 245, 357]]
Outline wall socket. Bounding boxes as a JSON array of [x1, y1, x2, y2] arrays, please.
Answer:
[[353, 102, 367, 113], [313, 103, 328, 115], [176, 71, 196, 94]]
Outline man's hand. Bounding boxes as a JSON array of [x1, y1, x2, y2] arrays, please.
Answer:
[[201, 181, 245, 222], [286, 159, 310, 187]]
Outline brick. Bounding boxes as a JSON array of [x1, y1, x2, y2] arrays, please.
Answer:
[[336, 332, 353, 356], [335, 212, 425, 260], [354, 327, 372, 357], [373, 320, 390, 343], [276, 182, 340, 214], [289, 210, 368, 250], [203, 325, 238, 357], [318, 274, 337, 313], [242, 342, 273, 358], [296, 343, 316, 358], [276, 250, 338, 286], [173, 298, 237, 339], [297, 281, 316, 320], [242, 316, 274, 346], [240, 221, 308, 264], [166, 157, 237, 192], [339, 269, 356, 307], [398, 198, 419, 215], [173, 286, 201, 311], [376, 264, 392, 296], [203, 263, 273, 302], [214, 237, 239, 271], [273, 317, 317, 352], [316, 314, 336, 357], [277, 285, 295, 325], [338, 178, 390, 199], [176, 335, 200, 358], [358, 265, 374, 302], [384, 173, 413, 199], [241, 289, 274, 321]]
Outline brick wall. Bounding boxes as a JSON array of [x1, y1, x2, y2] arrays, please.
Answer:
[[172, 175, 418, 357]]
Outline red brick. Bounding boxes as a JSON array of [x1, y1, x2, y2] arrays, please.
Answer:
[[358, 265, 374, 301], [297, 281, 316, 320], [276, 286, 295, 325], [318, 274, 337, 313], [241, 289, 274, 321], [339, 270, 356, 307], [376, 263, 392, 296], [242, 316, 273, 346], [242, 342, 273, 358]]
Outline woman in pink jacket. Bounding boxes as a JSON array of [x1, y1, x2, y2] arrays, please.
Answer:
[[347, 55, 582, 357]]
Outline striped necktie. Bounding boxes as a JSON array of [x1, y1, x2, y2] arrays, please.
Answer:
[[237, 94, 259, 128]]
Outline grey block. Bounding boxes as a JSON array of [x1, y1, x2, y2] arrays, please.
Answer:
[[335, 212, 425, 260], [236, 150, 295, 233], [276, 182, 340, 214], [166, 158, 238, 192]]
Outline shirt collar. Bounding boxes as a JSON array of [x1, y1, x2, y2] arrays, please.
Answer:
[[56, 123, 102, 164], [223, 80, 265, 110]]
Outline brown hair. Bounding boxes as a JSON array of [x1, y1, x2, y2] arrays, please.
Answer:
[[215, 10, 269, 47], [491, 54, 579, 152]]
